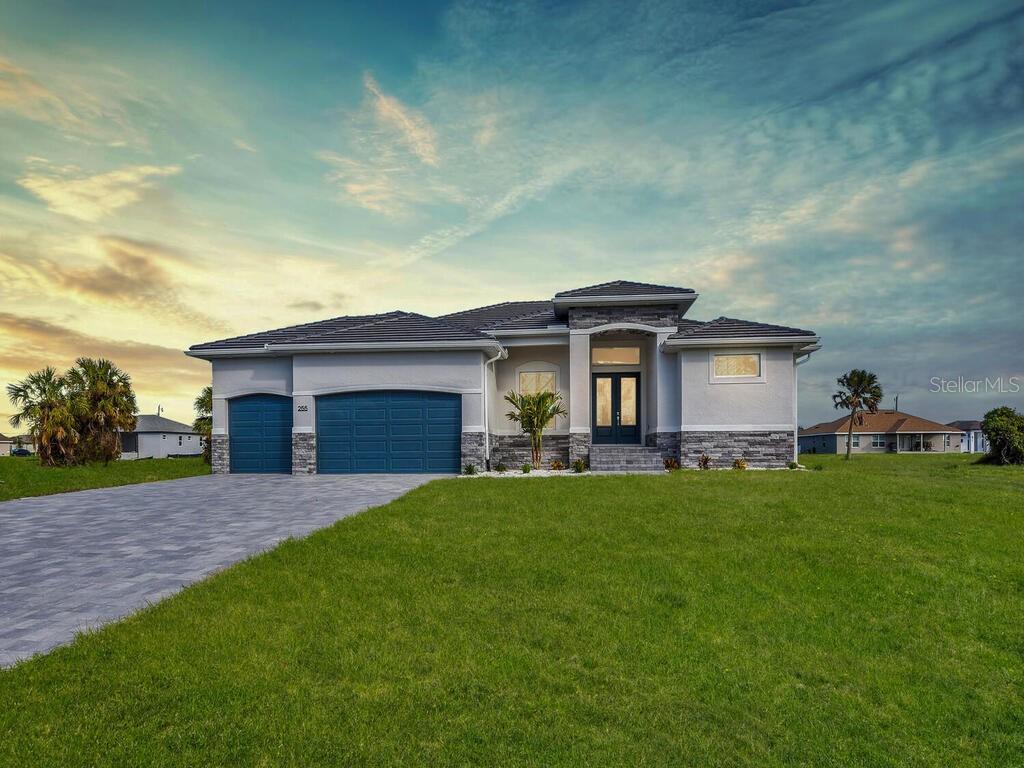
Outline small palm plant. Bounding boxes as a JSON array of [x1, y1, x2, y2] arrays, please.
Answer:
[[832, 369, 884, 460], [6, 367, 79, 466], [504, 390, 567, 468], [193, 385, 213, 464]]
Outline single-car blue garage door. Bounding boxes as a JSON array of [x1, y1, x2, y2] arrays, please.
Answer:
[[229, 394, 292, 473], [317, 391, 461, 473]]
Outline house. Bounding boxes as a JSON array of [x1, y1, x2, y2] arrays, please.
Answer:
[[120, 415, 203, 459], [0, 433, 13, 455], [186, 280, 820, 474], [799, 410, 963, 454], [947, 420, 988, 453]]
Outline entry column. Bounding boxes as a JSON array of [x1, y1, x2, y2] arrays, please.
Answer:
[[568, 331, 591, 465]]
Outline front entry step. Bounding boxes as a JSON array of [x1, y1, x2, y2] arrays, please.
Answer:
[[590, 444, 665, 473]]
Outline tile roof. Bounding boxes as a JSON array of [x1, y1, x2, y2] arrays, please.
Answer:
[[440, 300, 554, 330], [282, 312, 494, 344], [947, 420, 982, 431], [189, 312, 406, 351], [132, 415, 196, 433], [554, 280, 694, 298], [800, 411, 964, 436], [668, 316, 816, 341]]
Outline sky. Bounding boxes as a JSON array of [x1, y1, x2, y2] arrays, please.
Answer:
[[1, 0, 1022, 429]]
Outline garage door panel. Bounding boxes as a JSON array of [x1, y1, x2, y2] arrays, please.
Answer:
[[317, 390, 461, 474], [229, 394, 292, 474]]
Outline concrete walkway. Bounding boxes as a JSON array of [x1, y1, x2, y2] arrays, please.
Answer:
[[0, 473, 444, 667]]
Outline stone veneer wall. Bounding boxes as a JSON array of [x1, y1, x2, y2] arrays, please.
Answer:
[[461, 431, 486, 471], [292, 433, 317, 474], [211, 434, 230, 474], [679, 431, 794, 468], [489, 433, 570, 468], [645, 431, 681, 462], [567, 305, 679, 329], [569, 432, 591, 466]]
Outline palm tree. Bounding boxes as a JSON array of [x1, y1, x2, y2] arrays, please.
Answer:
[[6, 367, 79, 466], [66, 358, 138, 463], [193, 385, 213, 464], [832, 369, 884, 460], [504, 390, 567, 468]]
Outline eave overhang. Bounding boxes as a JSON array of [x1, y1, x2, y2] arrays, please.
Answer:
[[552, 292, 698, 318], [185, 338, 506, 360]]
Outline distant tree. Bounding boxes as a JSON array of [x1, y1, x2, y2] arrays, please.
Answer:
[[504, 390, 567, 468], [66, 358, 138, 463], [981, 406, 1024, 465], [6, 367, 79, 466], [832, 369, 884, 460], [193, 385, 213, 464]]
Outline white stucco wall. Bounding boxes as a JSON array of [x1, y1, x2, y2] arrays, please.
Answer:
[[681, 346, 795, 429], [293, 350, 486, 431], [138, 432, 202, 459], [211, 351, 487, 434], [212, 357, 293, 433], [490, 344, 570, 434]]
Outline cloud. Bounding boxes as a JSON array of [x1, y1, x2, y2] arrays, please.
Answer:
[[0, 312, 210, 405], [286, 300, 326, 312], [233, 138, 258, 153], [0, 56, 80, 127], [0, 235, 217, 329], [362, 72, 438, 166], [17, 160, 181, 221]]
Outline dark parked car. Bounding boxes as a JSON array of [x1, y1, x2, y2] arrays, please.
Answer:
[[10, 448, 31, 457]]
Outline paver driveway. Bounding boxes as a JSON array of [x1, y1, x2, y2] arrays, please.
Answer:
[[0, 473, 443, 667]]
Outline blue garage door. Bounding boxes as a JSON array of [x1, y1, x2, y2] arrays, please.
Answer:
[[317, 391, 461, 474], [229, 394, 292, 473]]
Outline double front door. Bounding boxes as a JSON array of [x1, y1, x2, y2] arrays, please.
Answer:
[[592, 373, 641, 444]]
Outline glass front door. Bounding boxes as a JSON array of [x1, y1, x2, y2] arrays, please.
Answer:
[[592, 373, 641, 444]]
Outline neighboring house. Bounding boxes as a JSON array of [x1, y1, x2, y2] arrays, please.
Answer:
[[0, 433, 13, 455], [947, 420, 988, 453], [120, 415, 203, 460], [799, 411, 963, 454], [187, 280, 821, 474], [13, 435, 35, 454]]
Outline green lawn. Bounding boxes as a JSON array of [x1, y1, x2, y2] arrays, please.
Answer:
[[0, 455, 209, 501], [1, 455, 1021, 766]]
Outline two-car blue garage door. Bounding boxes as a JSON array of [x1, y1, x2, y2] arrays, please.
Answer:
[[317, 391, 461, 473]]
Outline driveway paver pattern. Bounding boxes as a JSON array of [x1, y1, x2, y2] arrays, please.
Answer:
[[0, 473, 442, 666]]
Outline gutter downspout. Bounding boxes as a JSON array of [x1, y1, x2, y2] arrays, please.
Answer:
[[482, 346, 507, 469], [793, 351, 814, 464]]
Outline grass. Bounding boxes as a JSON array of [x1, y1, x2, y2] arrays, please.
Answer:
[[0, 455, 210, 501], [1, 454, 1022, 766]]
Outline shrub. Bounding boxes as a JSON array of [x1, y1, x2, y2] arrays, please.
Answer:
[[697, 453, 712, 470], [463, 463, 477, 475], [981, 406, 1024, 465], [571, 458, 586, 473], [495, 462, 508, 473], [550, 459, 565, 471], [664, 457, 680, 470], [732, 457, 748, 470], [787, 460, 799, 470], [521, 463, 532, 474]]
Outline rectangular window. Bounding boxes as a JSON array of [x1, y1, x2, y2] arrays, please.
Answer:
[[591, 346, 640, 365], [713, 353, 761, 378], [871, 434, 885, 448], [518, 371, 556, 395], [846, 435, 861, 447], [945, 435, 950, 448], [178, 435, 183, 446]]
